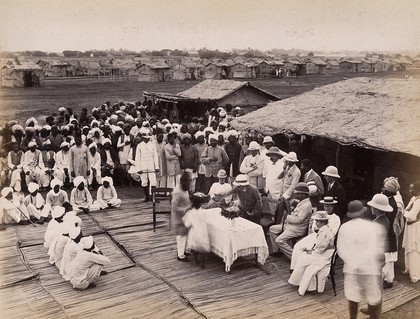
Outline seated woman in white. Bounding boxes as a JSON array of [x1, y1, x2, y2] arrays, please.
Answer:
[[288, 211, 335, 296], [94, 176, 121, 209], [207, 169, 232, 207], [23, 182, 51, 223], [70, 236, 111, 290], [46, 179, 69, 209], [70, 176, 100, 213]]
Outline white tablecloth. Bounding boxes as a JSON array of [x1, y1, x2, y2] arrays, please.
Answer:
[[204, 208, 269, 272]]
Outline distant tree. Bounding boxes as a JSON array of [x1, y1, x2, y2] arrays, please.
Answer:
[[63, 50, 82, 57], [32, 51, 48, 57], [308, 52, 314, 57], [172, 49, 189, 56], [48, 53, 59, 57], [94, 51, 108, 57]]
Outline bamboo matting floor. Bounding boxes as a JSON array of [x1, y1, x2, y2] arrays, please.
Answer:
[[1, 194, 420, 319]]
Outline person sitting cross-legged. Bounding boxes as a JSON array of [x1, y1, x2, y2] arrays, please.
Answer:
[[288, 211, 335, 296], [269, 182, 313, 259], [69, 235, 111, 290], [70, 176, 100, 213], [94, 176, 121, 209]]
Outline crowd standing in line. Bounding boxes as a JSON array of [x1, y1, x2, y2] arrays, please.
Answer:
[[0, 99, 418, 318]]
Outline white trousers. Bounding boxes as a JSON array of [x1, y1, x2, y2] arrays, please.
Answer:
[[176, 235, 187, 258]]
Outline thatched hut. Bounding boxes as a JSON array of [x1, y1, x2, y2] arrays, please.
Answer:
[[305, 59, 327, 75], [136, 61, 172, 82], [143, 79, 279, 122], [231, 77, 420, 200], [339, 59, 362, 73], [1, 62, 44, 87], [36, 60, 74, 77], [229, 62, 258, 78], [325, 60, 340, 73], [203, 62, 230, 79], [172, 60, 204, 81], [74, 60, 102, 76], [108, 58, 137, 76], [258, 60, 284, 77]]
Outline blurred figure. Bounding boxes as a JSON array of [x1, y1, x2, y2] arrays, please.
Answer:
[[322, 165, 347, 222], [337, 200, 387, 319]]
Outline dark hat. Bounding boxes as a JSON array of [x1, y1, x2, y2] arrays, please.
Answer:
[[346, 200, 368, 219]]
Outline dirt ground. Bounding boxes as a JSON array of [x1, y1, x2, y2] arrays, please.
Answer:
[[1, 69, 418, 125]]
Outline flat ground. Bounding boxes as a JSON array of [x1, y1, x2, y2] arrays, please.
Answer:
[[1, 185, 419, 319], [1, 69, 419, 125]]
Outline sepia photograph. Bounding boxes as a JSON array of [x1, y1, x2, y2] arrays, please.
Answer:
[[0, 0, 419, 318]]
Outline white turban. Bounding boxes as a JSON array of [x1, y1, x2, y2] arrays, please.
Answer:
[[73, 176, 86, 188], [80, 236, 94, 249]]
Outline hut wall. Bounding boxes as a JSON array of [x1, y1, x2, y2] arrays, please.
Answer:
[[172, 68, 186, 81], [137, 66, 159, 82], [339, 62, 359, 73], [204, 65, 222, 79], [306, 62, 318, 74], [231, 64, 254, 78], [259, 62, 272, 76], [326, 64, 340, 73]]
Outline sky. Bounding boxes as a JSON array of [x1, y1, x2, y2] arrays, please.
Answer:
[[0, 0, 419, 53]]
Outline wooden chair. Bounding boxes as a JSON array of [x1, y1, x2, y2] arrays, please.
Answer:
[[151, 187, 173, 232]]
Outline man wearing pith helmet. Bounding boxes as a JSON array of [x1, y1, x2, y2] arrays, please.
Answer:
[[322, 165, 347, 222]]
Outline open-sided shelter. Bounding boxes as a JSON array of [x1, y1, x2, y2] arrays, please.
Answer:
[[1, 61, 44, 87], [143, 79, 279, 122], [231, 77, 420, 200]]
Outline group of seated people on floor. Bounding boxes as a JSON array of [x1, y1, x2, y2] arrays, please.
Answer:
[[44, 205, 111, 290]]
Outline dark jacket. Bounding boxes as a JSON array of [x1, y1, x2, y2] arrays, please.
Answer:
[[325, 181, 348, 222]]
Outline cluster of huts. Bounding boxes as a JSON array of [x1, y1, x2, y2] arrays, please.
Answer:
[[0, 55, 416, 87]]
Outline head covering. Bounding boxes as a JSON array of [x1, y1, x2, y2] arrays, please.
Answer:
[[218, 121, 228, 127], [263, 136, 274, 144], [58, 107, 66, 113], [217, 169, 227, 178], [50, 179, 63, 189], [248, 141, 260, 151], [42, 139, 51, 146], [266, 147, 283, 157], [161, 119, 170, 125], [102, 176, 114, 186], [60, 141, 70, 148], [180, 133, 192, 141], [284, 152, 298, 162], [204, 127, 213, 134], [227, 130, 238, 138], [233, 174, 250, 186], [101, 138, 111, 145], [139, 127, 151, 136], [52, 206, 66, 219], [322, 166, 340, 178], [293, 182, 309, 194], [195, 131, 205, 139], [319, 196, 338, 205], [219, 110, 227, 117], [367, 194, 393, 212], [346, 200, 368, 219], [313, 211, 329, 222], [1, 187, 13, 197], [73, 176, 86, 188], [383, 177, 400, 194], [209, 134, 218, 141], [307, 181, 318, 195], [88, 142, 97, 150], [80, 236, 94, 250], [43, 125, 52, 131], [25, 117, 38, 126], [112, 126, 122, 134], [69, 226, 82, 240], [28, 141, 37, 148], [11, 124, 24, 133], [27, 182, 39, 193]]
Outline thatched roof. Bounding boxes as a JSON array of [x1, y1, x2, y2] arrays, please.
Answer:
[[231, 77, 420, 158], [1, 61, 42, 71]]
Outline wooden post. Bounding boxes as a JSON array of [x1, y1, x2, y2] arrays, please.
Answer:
[[335, 144, 341, 171]]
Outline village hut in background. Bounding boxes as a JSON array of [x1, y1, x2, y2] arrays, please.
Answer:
[[284, 59, 307, 75], [258, 60, 285, 77], [1, 61, 44, 87], [231, 77, 420, 200], [136, 61, 172, 82], [325, 60, 340, 73], [74, 60, 102, 76], [203, 61, 231, 79], [172, 60, 204, 81], [228, 62, 258, 78], [339, 59, 363, 73], [143, 79, 279, 122], [108, 58, 137, 77], [36, 60, 74, 77], [305, 58, 327, 75]]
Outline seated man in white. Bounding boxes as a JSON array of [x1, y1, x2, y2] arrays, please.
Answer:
[[44, 206, 66, 249], [70, 235, 111, 290], [0, 187, 23, 224], [70, 176, 100, 213], [288, 211, 335, 296], [291, 196, 341, 271], [94, 176, 122, 209], [23, 182, 51, 224], [87, 142, 102, 188], [60, 226, 84, 281], [269, 182, 313, 260], [46, 179, 69, 209], [70, 236, 111, 290], [207, 169, 232, 207]]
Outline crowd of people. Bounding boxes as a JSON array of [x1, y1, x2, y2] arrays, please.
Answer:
[[0, 99, 419, 317]]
